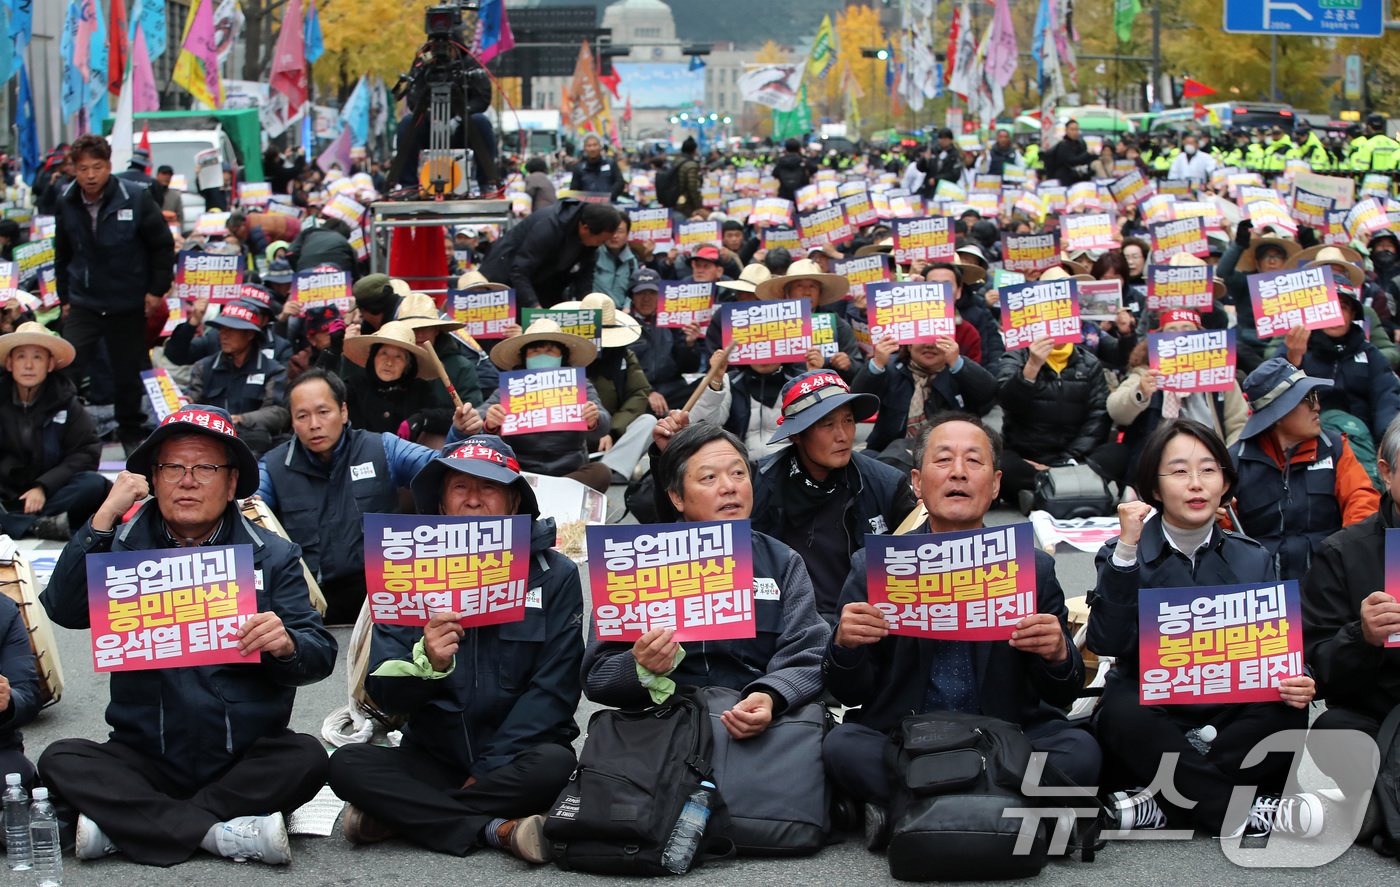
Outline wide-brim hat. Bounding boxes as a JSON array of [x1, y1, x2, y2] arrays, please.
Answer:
[[943, 256, 987, 286], [126, 405, 260, 498], [262, 260, 295, 284], [717, 263, 773, 295], [409, 435, 540, 518], [1039, 266, 1093, 283], [0, 322, 75, 368], [1237, 235, 1301, 272], [1058, 253, 1092, 276], [1296, 244, 1365, 289], [754, 258, 850, 304], [397, 292, 465, 333], [767, 370, 879, 445], [854, 237, 894, 258], [553, 293, 642, 348], [1240, 357, 1333, 440], [1166, 251, 1226, 299], [489, 317, 598, 370], [456, 270, 511, 293], [343, 320, 437, 379], [389, 279, 413, 297], [205, 303, 266, 333]]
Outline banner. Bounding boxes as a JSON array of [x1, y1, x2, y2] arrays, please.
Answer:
[[1148, 329, 1236, 393], [1061, 213, 1118, 252], [629, 207, 672, 244], [1000, 278, 1082, 349], [798, 205, 855, 250], [521, 308, 601, 349], [1149, 217, 1208, 264], [587, 521, 755, 642], [720, 299, 813, 365], [1078, 279, 1123, 323], [738, 63, 804, 112], [676, 219, 721, 256], [1139, 580, 1303, 705], [498, 367, 588, 434], [293, 267, 353, 312], [892, 216, 955, 265], [86, 545, 257, 672], [656, 281, 715, 328], [865, 524, 1036, 640], [867, 281, 955, 344], [174, 251, 243, 304], [363, 513, 531, 626], [832, 254, 892, 300], [1147, 264, 1216, 312], [13, 238, 53, 278], [1249, 266, 1342, 338], [450, 288, 515, 339], [1001, 232, 1060, 274], [140, 368, 189, 420]]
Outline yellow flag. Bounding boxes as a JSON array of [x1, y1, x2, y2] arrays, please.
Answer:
[[172, 0, 224, 108], [807, 15, 836, 80]]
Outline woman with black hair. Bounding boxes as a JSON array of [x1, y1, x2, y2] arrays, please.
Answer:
[[341, 320, 452, 439]]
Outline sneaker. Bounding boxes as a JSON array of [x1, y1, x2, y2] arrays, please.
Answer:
[[30, 514, 70, 542], [75, 813, 117, 860], [1108, 789, 1168, 831], [340, 805, 394, 844], [863, 803, 890, 852], [496, 814, 553, 864], [1232, 793, 1325, 841], [211, 813, 292, 865]]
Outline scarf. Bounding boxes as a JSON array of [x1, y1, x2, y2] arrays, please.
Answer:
[[781, 449, 845, 527], [1045, 343, 1074, 375], [906, 360, 934, 439]]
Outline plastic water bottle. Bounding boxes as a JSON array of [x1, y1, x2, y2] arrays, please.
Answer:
[[1185, 724, 1217, 756], [3, 772, 29, 871], [661, 781, 716, 875], [28, 787, 59, 887]]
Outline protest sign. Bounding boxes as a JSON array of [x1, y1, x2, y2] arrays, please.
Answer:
[[891, 216, 954, 265], [1147, 264, 1216, 312], [751, 197, 794, 227], [848, 310, 873, 356], [1109, 168, 1154, 206], [1385, 529, 1400, 646], [1067, 181, 1101, 214], [1322, 209, 1352, 246], [865, 524, 1036, 640], [838, 190, 878, 227], [450, 288, 515, 339], [14, 238, 54, 278], [1149, 329, 1237, 393], [1345, 198, 1391, 241], [795, 184, 822, 213], [725, 197, 754, 224], [363, 513, 531, 627], [141, 368, 190, 420], [720, 299, 813, 365], [1141, 194, 1177, 227], [1078, 279, 1123, 322], [1139, 580, 1303, 705], [1000, 278, 1082, 350], [238, 182, 271, 209], [521, 309, 602, 348], [174, 251, 244, 304], [761, 226, 801, 252], [1158, 179, 1193, 198], [867, 281, 955, 344], [293, 266, 353, 312], [811, 312, 839, 359], [86, 545, 258, 672], [498, 367, 588, 434], [629, 207, 672, 244], [37, 267, 58, 309], [1249, 266, 1343, 338], [656, 281, 716, 328], [1149, 217, 1208, 264], [887, 191, 923, 219], [832, 254, 892, 300], [1001, 232, 1061, 274], [194, 212, 231, 237], [798, 204, 855, 250], [676, 220, 721, 255], [1061, 213, 1119, 252], [587, 521, 755, 642], [1171, 200, 1224, 234], [1291, 188, 1333, 229]]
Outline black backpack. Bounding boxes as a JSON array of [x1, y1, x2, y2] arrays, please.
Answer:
[[655, 160, 683, 209], [545, 695, 733, 875]]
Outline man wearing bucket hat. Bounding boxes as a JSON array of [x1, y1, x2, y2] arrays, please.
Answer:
[[39, 406, 337, 867], [745, 370, 917, 618], [1229, 357, 1379, 582], [185, 302, 291, 458], [625, 268, 705, 415], [327, 435, 583, 863], [0, 322, 109, 540], [167, 285, 295, 368], [396, 292, 485, 408]]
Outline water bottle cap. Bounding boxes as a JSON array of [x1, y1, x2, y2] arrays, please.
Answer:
[[700, 780, 716, 789], [1199, 725, 1217, 742], [30, 788, 46, 800], [3, 773, 18, 786]]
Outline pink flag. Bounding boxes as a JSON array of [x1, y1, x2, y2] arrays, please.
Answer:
[[74, 0, 96, 80], [187, 0, 222, 105], [269, 0, 308, 109], [317, 126, 352, 174], [986, 0, 1018, 88], [131, 26, 159, 113]]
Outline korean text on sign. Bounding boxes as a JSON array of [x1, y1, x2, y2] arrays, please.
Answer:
[[86, 545, 258, 672], [657, 282, 715, 328], [140, 368, 189, 420], [798, 205, 855, 250], [865, 524, 1037, 640], [586, 521, 756, 643], [811, 313, 838, 359], [14, 238, 55, 278], [521, 309, 602, 348], [867, 281, 954, 345], [677, 220, 721, 255], [1138, 581, 1303, 705], [1249, 266, 1342, 338], [1148, 329, 1237, 394], [1061, 213, 1119, 252], [832, 254, 891, 299], [1146, 264, 1215, 312], [498, 367, 588, 434], [1000, 279, 1082, 350], [629, 207, 673, 244], [892, 216, 954, 264], [450, 287, 516, 339], [363, 513, 531, 627], [1001, 232, 1061, 274], [293, 267, 353, 312], [1149, 218, 1208, 264], [175, 251, 244, 304], [721, 299, 813, 365]]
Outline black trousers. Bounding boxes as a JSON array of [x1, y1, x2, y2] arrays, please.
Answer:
[[320, 572, 367, 627], [823, 719, 1103, 804], [0, 471, 110, 539], [1095, 679, 1306, 835], [62, 306, 151, 439], [38, 732, 329, 867], [1309, 705, 1383, 798], [327, 741, 575, 856]]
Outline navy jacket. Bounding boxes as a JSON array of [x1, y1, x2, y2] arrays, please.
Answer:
[[569, 156, 625, 199], [0, 596, 40, 753], [854, 356, 998, 454], [1231, 432, 1343, 582], [53, 176, 175, 314], [630, 314, 702, 406], [478, 199, 599, 309], [42, 503, 337, 786], [165, 322, 296, 367]]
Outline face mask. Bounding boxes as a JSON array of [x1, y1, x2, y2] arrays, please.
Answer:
[[525, 354, 563, 369], [1184, 145, 1197, 155], [1375, 250, 1397, 266]]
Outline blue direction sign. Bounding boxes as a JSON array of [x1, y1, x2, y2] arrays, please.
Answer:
[[1223, 0, 1385, 36]]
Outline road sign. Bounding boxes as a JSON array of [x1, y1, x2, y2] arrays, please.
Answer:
[[1223, 0, 1385, 37]]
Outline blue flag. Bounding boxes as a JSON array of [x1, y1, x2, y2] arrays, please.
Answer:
[[130, 0, 167, 59], [8, 0, 31, 53], [689, 54, 705, 72], [1031, 0, 1050, 85], [16, 60, 37, 185], [304, 0, 323, 64], [884, 40, 894, 93], [340, 76, 370, 146], [87, 0, 109, 114], [60, 0, 84, 120], [301, 111, 313, 162], [0, 6, 14, 86]]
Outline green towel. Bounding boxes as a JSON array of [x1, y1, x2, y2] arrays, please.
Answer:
[[369, 638, 456, 679], [636, 646, 686, 704]]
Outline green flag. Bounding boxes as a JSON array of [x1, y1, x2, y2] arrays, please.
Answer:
[[772, 83, 813, 141], [1114, 0, 1141, 42]]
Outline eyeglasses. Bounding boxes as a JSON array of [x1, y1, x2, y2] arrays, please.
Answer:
[[1301, 390, 1320, 409], [152, 463, 233, 485], [1158, 466, 1222, 483]]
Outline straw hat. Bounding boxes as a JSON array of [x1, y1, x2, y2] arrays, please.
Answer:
[[552, 292, 642, 348], [1058, 253, 1092, 276], [342, 320, 436, 379], [1296, 244, 1365, 288], [388, 278, 412, 297], [0, 322, 75, 368], [456, 269, 510, 292], [1236, 234, 1301, 272], [489, 318, 598, 371], [754, 258, 850, 304], [396, 292, 464, 333], [854, 237, 894, 258], [717, 263, 773, 295], [1165, 251, 1226, 299], [1039, 266, 1092, 283], [939, 255, 987, 286]]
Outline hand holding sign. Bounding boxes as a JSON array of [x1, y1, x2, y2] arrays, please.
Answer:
[[632, 627, 680, 674], [425, 610, 466, 672], [1361, 591, 1400, 647], [237, 611, 294, 659], [1008, 613, 1068, 663], [1277, 675, 1316, 710], [835, 601, 890, 648]]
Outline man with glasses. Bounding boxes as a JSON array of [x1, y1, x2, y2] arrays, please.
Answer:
[[38, 406, 337, 867]]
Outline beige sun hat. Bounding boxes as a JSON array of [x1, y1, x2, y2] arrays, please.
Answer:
[[552, 292, 642, 348], [489, 317, 598, 371], [854, 237, 894, 258], [1296, 244, 1365, 288], [396, 292, 464, 333], [0, 322, 75, 368], [342, 320, 436, 379], [388, 278, 412, 297], [717, 263, 773, 295], [754, 258, 850, 304], [1236, 234, 1301, 273], [1165, 251, 1226, 299], [1039, 266, 1093, 283], [456, 269, 511, 292]]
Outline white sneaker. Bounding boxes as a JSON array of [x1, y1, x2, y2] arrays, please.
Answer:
[[74, 813, 117, 860], [212, 813, 292, 865], [1108, 788, 1167, 831], [1232, 793, 1325, 840]]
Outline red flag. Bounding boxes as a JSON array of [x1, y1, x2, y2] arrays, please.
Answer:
[[109, 0, 130, 98], [1192, 102, 1207, 120], [269, 0, 308, 110], [1182, 78, 1216, 99], [623, 96, 632, 123], [598, 65, 621, 99], [139, 123, 152, 169], [944, 13, 961, 86]]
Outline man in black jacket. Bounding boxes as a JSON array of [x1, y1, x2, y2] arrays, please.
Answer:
[[478, 199, 621, 309], [822, 413, 1098, 845], [53, 134, 176, 451], [1042, 119, 1096, 185], [774, 138, 810, 202], [569, 135, 624, 200], [287, 218, 357, 273], [917, 129, 963, 197]]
